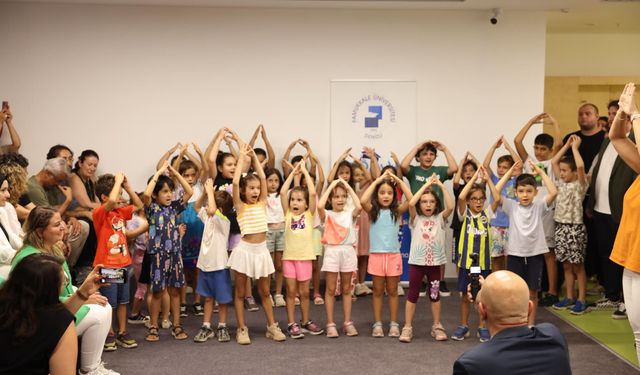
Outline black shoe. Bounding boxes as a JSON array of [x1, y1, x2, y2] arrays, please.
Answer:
[[538, 293, 559, 307], [439, 281, 451, 297], [612, 303, 628, 320]]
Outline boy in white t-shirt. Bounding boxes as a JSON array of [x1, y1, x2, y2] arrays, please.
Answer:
[[496, 160, 558, 325], [514, 113, 563, 306], [193, 179, 234, 343]]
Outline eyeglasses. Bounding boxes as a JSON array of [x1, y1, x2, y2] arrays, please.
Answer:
[[469, 197, 486, 202]]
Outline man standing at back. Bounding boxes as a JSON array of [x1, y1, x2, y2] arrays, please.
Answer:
[[453, 271, 571, 375]]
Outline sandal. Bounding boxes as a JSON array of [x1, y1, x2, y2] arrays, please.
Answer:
[[172, 325, 188, 340], [343, 321, 358, 337], [326, 323, 339, 338], [145, 326, 159, 342], [313, 293, 325, 305]]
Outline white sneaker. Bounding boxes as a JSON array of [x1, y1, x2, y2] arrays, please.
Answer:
[[161, 319, 173, 329], [274, 294, 286, 307], [81, 362, 120, 375], [397, 284, 405, 296]]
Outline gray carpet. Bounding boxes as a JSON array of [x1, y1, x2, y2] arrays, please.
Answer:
[[103, 284, 639, 375]]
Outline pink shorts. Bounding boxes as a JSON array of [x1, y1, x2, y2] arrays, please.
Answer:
[[367, 253, 403, 277], [282, 260, 313, 281]]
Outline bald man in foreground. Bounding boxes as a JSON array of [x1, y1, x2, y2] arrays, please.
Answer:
[[453, 271, 572, 375]]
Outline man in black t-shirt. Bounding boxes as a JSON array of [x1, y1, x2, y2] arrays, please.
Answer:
[[562, 103, 606, 172]]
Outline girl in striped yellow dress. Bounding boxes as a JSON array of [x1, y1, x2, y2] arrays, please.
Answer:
[[451, 166, 500, 343]]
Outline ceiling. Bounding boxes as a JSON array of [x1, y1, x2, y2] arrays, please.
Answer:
[[3, 0, 640, 33]]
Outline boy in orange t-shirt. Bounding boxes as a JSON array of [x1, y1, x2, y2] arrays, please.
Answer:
[[93, 172, 144, 351]]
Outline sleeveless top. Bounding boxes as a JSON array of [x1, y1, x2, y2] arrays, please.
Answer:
[[283, 210, 315, 260], [369, 209, 400, 253], [237, 202, 268, 236], [457, 207, 491, 270]]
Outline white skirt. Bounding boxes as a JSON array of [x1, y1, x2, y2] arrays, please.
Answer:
[[227, 240, 275, 279]]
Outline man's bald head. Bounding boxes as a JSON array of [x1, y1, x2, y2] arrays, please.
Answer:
[[478, 271, 530, 325]]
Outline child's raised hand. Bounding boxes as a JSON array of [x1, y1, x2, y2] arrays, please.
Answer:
[[530, 113, 547, 124], [283, 159, 294, 171], [431, 140, 445, 151], [179, 143, 188, 155], [341, 147, 352, 159], [619, 82, 638, 115], [494, 136, 503, 148], [299, 139, 311, 151], [159, 160, 170, 173], [114, 172, 125, 184], [527, 159, 540, 175], [192, 142, 202, 154], [570, 135, 582, 148], [240, 143, 252, 155], [204, 178, 214, 191]]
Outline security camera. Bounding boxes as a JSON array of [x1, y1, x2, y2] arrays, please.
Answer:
[[490, 8, 501, 25]]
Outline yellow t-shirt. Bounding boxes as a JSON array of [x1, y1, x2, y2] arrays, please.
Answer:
[[283, 210, 315, 260], [610, 176, 640, 273]]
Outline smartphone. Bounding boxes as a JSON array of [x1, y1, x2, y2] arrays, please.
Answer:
[[99, 267, 127, 284], [1, 101, 7, 111]]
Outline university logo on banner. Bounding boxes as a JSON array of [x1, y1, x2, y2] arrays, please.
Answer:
[[350, 95, 397, 141], [330, 80, 416, 167]]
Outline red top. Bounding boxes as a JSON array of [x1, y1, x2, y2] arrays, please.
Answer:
[[93, 204, 135, 268]]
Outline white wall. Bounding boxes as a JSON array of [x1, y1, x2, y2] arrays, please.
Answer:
[[1, 3, 546, 187], [546, 32, 640, 76]]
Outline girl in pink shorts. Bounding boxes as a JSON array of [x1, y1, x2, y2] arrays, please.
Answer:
[[359, 170, 412, 338], [318, 178, 362, 337], [280, 162, 324, 338]]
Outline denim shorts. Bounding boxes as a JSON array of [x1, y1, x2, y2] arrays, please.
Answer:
[[100, 265, 133, 308]]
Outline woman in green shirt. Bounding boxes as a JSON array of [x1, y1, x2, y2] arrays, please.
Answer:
[[11, 206, 119, 375]]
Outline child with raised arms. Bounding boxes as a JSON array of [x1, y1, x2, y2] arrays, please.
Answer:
[[482, 136, 522, 271], [175, 143, 209, 318], [193, 178, 235, 343], [207, 128, 260, 312], [401, 140, 458, 296], [280, 162, 324, 338], [514, 113, 562, 306], [496, 160, 557, 325], [264, 167, 286, 307], [550, 136, 590, 314], [451, 152, 479, 268], [227, 144, 286, 344], [400, 174, 454, 343], [360, 170, 412, 337], [92, 172, 143, 351], [354, 147, 379, 298], [318, 177, 362, 337], [452, 166, 501, 343], [142, 161, 193, 342]]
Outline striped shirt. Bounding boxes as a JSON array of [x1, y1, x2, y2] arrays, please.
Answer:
[[237, 202, 268, 236], [457, 207, 493, 270]]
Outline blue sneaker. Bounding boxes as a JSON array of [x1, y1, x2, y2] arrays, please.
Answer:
[[552, 298, 576, 310], [451, 325, 470, 341], [477, 328, 490, 342], [570, 300, 590, 315]]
